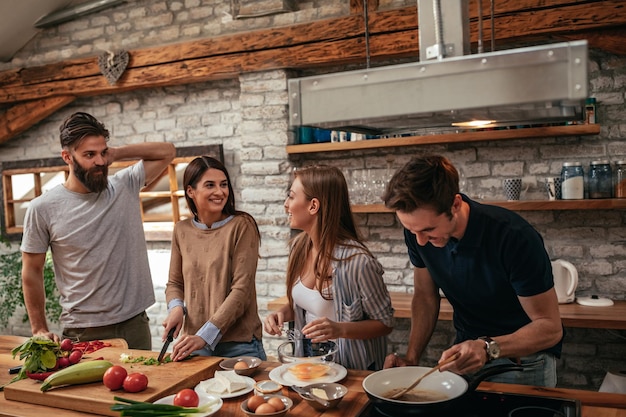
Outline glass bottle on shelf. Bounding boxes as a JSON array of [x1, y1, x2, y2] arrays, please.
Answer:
[[615, 161, 626, 198], [561, 162, 584, 200], [588, 160, 612, 199]]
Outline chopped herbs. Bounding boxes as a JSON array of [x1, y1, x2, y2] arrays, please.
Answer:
[[120, 354, 172, 365]]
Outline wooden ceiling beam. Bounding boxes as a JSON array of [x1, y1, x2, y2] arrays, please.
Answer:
[[349, 0, 378, 14], [0, 0, 625, 143], [554, 26, 626, 57], [0, 0, 626, 96], [0, 96, 75, 145], [2, 1, 625, 96]]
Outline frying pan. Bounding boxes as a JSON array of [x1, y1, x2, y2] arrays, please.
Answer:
[[362, 363, 523, 416]]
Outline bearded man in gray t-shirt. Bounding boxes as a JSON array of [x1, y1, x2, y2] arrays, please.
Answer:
[[20, 111, 175, 349]]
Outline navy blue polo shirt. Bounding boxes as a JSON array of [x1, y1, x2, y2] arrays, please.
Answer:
[[405, 194, 562, 357]]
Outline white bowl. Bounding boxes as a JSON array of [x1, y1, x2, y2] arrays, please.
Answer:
[[154, 392, 223, 416]]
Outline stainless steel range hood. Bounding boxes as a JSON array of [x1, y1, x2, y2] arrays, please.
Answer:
[[287, 1, 588, 135]]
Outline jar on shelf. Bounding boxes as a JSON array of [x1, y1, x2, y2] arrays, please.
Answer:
[[561, 162, 584, 200], [585, 97, 597, 124], [588, 160, 612, 199], [615, 161, 626, 198]]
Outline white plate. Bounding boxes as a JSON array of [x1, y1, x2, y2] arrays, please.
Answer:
[[194, 375, 255, 399], [268, 362, 347, 387], [154, 392, 222, 417]]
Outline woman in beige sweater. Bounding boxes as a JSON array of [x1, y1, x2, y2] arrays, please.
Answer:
[[163, 156, 266, 361]]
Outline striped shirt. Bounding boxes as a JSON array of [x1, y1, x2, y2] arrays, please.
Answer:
[[293, 242, 394, 370]]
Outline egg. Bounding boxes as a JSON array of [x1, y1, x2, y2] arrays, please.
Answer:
[[255, 403, 277, 414], [234, 360, 250, 370], [267, 397, 285, 411], [287, 362, 329, 380], [246, 395, 265, 412]]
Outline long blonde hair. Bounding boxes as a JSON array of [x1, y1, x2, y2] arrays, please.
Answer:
[[286, 165, 372, 305]]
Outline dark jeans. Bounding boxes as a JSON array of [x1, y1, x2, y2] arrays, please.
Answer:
[[63, 311, 152, 350], [194, 338, 267, 360], [481, 352, 557, 387]]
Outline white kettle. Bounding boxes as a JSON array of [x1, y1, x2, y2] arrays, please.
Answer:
[[551, 259, 578, 304]]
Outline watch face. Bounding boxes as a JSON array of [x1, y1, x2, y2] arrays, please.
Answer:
[[479, 337, 500, 361], [488, 342, 500, 359]]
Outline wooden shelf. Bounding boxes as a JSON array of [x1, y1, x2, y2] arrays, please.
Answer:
[[287, 124, 601, 154], [483, 199, 626, 210], [351, 199, 626, 213], [267, 294, 626, 330]]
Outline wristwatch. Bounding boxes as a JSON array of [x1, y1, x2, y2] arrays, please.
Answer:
[[478, 336, 501, 361]]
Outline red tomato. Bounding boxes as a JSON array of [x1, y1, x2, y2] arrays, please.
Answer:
[[68, 349, 83, 364], [173, 388, 199, 407], [59, 338, 74, 352], [123, 372, 149, 393], [103, 365, 128, 390]]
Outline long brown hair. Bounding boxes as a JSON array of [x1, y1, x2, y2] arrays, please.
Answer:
[[183, 156, 260, 240], [286, 165, 371, 304]]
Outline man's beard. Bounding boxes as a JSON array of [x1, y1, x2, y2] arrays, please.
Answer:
[[72, 157, 109, 193]]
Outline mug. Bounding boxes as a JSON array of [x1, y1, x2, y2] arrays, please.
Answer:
[[503, 178, 526, 201], [545, 177, 562, 200], [551, 259, 578, 303]]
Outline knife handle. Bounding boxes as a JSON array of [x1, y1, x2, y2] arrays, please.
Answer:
[[9, 365, 22, 374], [166, 326, 176, 341]]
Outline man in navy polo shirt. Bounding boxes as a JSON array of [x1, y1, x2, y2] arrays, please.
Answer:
[[381, 155, 562, 387]]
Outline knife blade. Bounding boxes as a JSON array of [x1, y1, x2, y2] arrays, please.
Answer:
[[158, 327, 176, 362]]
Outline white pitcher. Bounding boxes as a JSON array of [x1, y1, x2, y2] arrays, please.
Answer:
[[551, 259, 578, 304]]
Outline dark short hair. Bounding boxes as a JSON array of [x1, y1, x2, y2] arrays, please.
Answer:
[[382, 155, 459, 217], [59, 112, 110, 149]]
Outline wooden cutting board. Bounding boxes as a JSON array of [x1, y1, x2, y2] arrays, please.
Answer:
[[4, 346, 222, 416]]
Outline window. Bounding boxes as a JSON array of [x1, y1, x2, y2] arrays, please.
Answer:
[[0, 145, 222, 240]]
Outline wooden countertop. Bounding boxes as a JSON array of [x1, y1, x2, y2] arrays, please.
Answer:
[[1, 335, 625, 416], [268, 294, 626, 329]]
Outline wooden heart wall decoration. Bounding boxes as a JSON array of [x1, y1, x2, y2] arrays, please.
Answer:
[[98, 50, 129, 85]]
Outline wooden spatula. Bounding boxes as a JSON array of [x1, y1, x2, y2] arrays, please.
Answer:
[[389, 353, 460, 400]]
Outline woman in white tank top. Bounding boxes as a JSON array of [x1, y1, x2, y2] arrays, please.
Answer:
[[263, 165, 394, 370]]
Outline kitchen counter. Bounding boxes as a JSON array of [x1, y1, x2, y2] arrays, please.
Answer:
[[1, 335, 624, 416]]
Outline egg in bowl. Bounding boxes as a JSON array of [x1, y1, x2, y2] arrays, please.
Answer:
[[287, 362, 330, 380]]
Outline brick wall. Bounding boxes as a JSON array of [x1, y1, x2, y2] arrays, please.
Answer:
[[0, 0, 624, 391]]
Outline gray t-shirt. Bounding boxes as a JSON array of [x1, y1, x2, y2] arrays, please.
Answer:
[[20, 161, 155, 328]]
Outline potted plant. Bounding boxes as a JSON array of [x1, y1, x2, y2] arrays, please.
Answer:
[[0, 236, 60, 329]]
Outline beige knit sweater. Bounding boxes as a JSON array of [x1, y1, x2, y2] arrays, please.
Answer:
[[165, 214, 263, 343]]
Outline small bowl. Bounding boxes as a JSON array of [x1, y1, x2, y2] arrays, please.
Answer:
[[298, 382, 348, 411], [241, 394, 293, 417], [254, 379, 283, 395], [277, 340, 337, 364], [219, 356, 262, 376]]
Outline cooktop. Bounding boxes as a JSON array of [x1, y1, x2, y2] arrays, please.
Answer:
[[360, 390, 581, 417]]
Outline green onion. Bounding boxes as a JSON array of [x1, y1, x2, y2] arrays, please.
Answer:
[[111, 396, 215, 416]]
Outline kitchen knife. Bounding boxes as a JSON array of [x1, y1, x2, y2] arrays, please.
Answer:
[[158, 327, 176, 362]]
